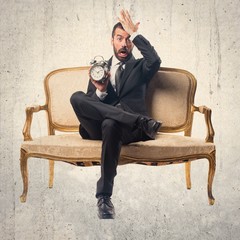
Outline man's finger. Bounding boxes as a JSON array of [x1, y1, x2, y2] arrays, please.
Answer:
[[118, 17, 123, 24], [125, 10, 132, 23], [121, 9, 128, 22]]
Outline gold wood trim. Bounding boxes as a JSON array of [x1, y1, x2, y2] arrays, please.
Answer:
[[185, 162, 192, 189], [121, 152, 211, 164], [20, 148, 28, 203], [22, 104, 48, 141], [20, 147, 215, 204], [48, 123, 79, 132], [21, 148, 212, 166], [48, 160, 54, 188], [192, 105, 215, 143], [19, 147, 100, 203], [207, 150, 216, 205], [20, 149, 101, 163]]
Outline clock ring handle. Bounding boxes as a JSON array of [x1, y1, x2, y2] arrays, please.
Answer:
[[90, 55, 105, 65]]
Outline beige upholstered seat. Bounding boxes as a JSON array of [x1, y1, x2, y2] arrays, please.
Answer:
[[21, 134, 214, 164], [20, 67, 216, 205]]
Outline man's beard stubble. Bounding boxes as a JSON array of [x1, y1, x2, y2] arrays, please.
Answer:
[[113, 46, 133, 62]]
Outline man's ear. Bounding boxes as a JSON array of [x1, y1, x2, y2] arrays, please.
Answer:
[[111, 37, 113, 46]]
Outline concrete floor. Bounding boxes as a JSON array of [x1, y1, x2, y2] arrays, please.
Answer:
[[1, 0, 240, 239]]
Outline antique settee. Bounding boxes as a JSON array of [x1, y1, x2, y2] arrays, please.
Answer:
[[20, 67, 216, 205]]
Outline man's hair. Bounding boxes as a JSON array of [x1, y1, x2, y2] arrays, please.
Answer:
[[112, 22, 124, 38]]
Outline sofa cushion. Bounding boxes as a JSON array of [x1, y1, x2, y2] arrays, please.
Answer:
[[21, 133, 215, 164]]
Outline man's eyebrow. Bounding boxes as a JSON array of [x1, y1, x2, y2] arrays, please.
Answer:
[[116, 34, 131, 40]]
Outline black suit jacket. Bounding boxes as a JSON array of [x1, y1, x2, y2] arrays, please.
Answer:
[[86, 34, 161, 116]]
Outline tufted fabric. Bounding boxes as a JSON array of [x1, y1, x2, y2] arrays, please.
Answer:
[[21, 133, 215, 164]]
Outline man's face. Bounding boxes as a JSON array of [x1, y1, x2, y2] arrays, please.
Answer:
[[111, 27, 134, 62]]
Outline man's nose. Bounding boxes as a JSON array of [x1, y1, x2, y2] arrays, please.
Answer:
[[122, 40, 127, 47]]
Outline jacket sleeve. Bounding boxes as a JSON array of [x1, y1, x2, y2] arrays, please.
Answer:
[[132, 34, 161, 80], [86, 79, 100, 100]]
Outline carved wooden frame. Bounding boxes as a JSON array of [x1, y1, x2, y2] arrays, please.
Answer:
[[20, 67, 216, 205]]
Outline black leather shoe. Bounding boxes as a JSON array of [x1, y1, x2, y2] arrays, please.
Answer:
[[138, 117, 162, 140], [97, 195, 115, 219]]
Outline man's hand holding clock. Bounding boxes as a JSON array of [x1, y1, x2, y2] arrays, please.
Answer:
[[90, 71, 110, 92], [89, 56, 110, 92]]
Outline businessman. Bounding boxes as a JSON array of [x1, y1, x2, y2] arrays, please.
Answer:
[[70, 9, 161, 219]]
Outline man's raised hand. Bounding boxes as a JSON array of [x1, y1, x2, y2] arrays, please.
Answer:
[[118, 9, 140, 35]]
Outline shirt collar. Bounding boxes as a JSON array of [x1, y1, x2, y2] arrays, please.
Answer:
[[111, 55, 122, 67], [111, 55, 134, 67]]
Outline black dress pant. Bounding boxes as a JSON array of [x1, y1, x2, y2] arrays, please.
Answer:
[[70, 91, 145, 197]]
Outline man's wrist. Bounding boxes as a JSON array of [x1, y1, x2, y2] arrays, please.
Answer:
[[96, 89, 108, 100], [130, 32, 139, 41]]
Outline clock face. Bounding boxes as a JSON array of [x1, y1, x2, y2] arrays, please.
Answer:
[[90, 65, 105, 81]]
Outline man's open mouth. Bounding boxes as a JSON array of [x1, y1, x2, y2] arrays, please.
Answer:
[[118, 48, 128, 58]]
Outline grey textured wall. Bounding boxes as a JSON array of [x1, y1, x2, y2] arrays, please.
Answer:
[[1, 0, 240, 239]]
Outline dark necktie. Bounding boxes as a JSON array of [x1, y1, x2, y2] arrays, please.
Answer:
[[115, 62, 124, 96]]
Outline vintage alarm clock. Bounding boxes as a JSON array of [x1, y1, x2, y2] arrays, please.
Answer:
[[89, 56, 109, 82]]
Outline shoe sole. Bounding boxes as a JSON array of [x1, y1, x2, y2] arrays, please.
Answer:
[[98, 213, 115, 219], [148, 121, 162, 140]]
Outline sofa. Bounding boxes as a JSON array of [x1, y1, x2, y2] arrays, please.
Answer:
[[20, 66, 216, 205]]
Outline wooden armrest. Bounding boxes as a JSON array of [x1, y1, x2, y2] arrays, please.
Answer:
[[22, 104, 48, 141], [191, 105, 215, 143]]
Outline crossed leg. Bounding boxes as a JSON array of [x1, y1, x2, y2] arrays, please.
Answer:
[[70, 91, 143, 197]]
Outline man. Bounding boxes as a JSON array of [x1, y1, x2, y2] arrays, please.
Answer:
[[70, 9, 161, 219]]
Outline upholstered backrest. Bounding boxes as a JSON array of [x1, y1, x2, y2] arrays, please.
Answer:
[[146, 67, 196, 132], [44, 67, 196, 133], [45, 67, 90, 131]]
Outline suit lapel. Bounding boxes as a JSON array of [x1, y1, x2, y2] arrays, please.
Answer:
[[119, 59, 137, 94], [108, 56, 137, 96], [107, 57, 112, 69]]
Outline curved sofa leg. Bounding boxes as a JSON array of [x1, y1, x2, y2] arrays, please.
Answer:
[[207, 151, 216, 205], [20, 149, 28, 203], [185, 161, 191, 189], [49, 160, 55, 188]]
